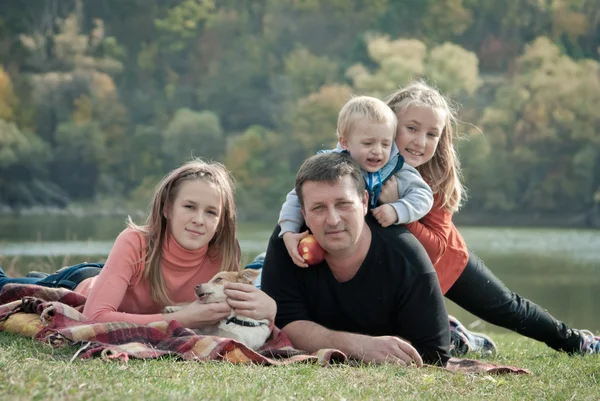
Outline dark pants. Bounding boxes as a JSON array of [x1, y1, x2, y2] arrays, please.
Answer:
[[445, 250, 583, 353], [0, 263, 103, 292]]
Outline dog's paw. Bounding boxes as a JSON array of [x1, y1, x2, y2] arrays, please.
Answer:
[[162, 306, 183, 314]]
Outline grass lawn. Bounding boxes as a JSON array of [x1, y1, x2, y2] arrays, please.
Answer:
[[1, 331, 599, 400]]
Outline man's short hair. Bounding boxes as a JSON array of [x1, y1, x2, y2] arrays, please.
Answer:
[[295, 152, 365, 209]]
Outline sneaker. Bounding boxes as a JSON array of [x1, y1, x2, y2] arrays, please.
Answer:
[[450, 327, 471, 356], [449, 315, 498, 356], [579, 330, 600, 355]]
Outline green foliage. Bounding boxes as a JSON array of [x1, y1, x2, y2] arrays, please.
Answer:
[[0, 0, 598, 222], [0, 119, 62, 207], [155, 0, 215, 52], [0, 120, 49, 170], [469, 37, 600, 213], [52, 121, 106, 199], [163, 108, 225, 165], [290, 84, 352, 161], [284, 48, 340, 96], [226, 125, 293, 221]]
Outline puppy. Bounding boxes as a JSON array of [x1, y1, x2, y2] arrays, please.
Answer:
[[163, 269, 271, 351]]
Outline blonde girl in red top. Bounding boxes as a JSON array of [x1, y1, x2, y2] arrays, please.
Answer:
[[76, 159, 276, 329], [379, 81, 599, 356]]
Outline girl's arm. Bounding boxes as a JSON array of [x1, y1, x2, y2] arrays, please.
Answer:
[[406, 200, 453, 266], [83, 228, 163, 325]]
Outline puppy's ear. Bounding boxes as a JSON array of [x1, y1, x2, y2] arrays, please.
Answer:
[[240, 269, 260, 283]]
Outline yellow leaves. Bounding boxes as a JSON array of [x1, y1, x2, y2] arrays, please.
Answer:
[[90, 72, 117, 101], [517, 37, 561, 73], [366, 36, 426, 65], [291, 84, 351, 153], [347, 35, 481, 98], [226, 126, 280, 187], [0, 66, 17, 122], [427, 43, 482, 96], [423, 0, 473, 37], [72, 96, 93, 124], [552, 8, 589, 42]]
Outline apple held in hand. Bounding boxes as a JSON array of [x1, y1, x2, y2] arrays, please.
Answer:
[[298, 234, 326, 265]]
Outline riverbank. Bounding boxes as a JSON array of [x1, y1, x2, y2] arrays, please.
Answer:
[[2, 203, 598, 229]]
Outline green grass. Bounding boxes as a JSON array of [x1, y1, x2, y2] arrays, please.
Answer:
[[1, 332, 599, 400]]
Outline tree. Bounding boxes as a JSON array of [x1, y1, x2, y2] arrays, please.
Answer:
[[163, 108, 225, 166], [0, 119, 61, 207], [289, 84, 352, 167], [0, 66, 18, 122], [52, 121, 106, 199], [471, 37, 600, 213], [226, 125, 294, 221], [346, 35, 482, 99], [283, 47, 340, 96]]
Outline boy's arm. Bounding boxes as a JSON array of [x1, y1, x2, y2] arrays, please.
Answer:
[[278, 188, 304, 237], [388, 166, 434, 224]]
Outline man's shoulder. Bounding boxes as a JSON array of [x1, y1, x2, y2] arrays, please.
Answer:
[[366, 216, 435, 275], [367, 215, 411, 245]]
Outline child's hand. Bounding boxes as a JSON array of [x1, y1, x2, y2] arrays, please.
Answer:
[[372, 204, 398, 227], [379, 176, 400, 204], [283, 231, 310, 268]]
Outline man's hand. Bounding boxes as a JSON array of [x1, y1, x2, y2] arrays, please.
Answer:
[[283, 321, 423, 367], [371, 204, 398, 227], [224, 282, 277, 324], [356, 335, 423, 367], [378, 176, 400, 204], [282, 231, 310, 267]]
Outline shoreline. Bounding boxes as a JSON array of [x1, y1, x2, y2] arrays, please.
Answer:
[[1, 204, 598, 229]]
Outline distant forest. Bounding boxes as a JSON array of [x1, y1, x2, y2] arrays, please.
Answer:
[[0, 0, 599, 225]]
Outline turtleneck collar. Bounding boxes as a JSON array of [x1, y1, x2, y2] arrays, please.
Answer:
[[163, 230, 210, 270]]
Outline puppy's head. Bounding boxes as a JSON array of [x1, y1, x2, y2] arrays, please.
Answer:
[[194, 269, 260, 304]]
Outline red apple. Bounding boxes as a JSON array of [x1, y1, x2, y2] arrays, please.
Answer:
[[297, 234, 326, 266]]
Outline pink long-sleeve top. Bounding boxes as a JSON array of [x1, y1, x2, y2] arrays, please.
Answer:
[[76, 227, 221, 325]]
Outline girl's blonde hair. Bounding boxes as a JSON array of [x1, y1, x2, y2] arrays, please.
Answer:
[[128, 159, 240, 305], [385, 81, 465, 212]]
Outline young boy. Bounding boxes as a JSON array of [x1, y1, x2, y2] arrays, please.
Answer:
[[279, 96, 434, 267]]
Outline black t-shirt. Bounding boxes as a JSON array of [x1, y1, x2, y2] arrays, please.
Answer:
[[261, 215, 450, 366]]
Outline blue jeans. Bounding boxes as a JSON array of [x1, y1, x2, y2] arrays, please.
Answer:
[[0, 262, 104, 292], [245, 252, 265, 289]]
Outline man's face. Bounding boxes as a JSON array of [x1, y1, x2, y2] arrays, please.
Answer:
[[301, 175, 368, 255]]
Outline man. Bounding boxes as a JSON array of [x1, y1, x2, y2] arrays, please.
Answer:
[[262, 152, 450, 366]]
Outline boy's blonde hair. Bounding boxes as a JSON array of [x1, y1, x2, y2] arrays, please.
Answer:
[[337, 95, 397, 139], [385, 81, 465, 212], [128, 159, 240, 306]]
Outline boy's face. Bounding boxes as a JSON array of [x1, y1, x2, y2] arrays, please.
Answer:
[[339, 119, 395, 173]]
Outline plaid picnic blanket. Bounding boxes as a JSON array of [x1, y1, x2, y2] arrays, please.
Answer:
[[0, 283, 531, 374]]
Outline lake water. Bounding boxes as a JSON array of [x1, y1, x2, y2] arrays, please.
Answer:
[[1, 214, 599, 334]]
